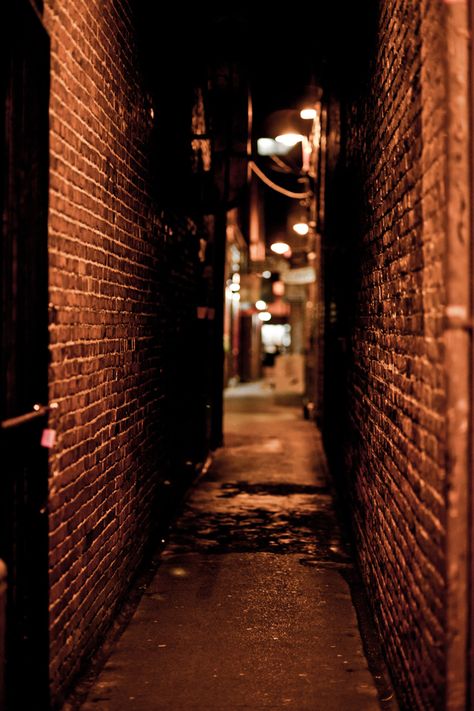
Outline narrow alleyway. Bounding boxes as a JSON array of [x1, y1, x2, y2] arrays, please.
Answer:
[[3, 4, 474, 709], [79, 385, 396, 711]]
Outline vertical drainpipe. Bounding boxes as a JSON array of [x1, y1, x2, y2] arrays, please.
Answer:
[[443, 2, 471, 709], [468, 1, 474, 706]]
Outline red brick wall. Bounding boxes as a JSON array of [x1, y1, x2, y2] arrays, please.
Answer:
[[323, 2, 469, 709], [43, 1, 202, 702]]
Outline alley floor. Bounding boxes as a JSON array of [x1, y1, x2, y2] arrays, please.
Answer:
[[78, 384, 397, 711]]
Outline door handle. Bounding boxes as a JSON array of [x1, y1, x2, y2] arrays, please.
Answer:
[[1, 402, 58, 430]]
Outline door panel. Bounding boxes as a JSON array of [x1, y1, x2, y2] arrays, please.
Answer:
[[1, 3, 50, 708]]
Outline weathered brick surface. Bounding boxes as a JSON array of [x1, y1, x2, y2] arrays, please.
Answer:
[[324, 2, 454, 709], [43, 1, 202, 702]]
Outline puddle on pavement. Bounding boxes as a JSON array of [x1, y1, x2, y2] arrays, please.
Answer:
[[166, 479, 352, 566], [218, 481, 330, 497]]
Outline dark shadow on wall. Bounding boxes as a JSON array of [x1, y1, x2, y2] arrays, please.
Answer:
[[321, 2, 441, 709]]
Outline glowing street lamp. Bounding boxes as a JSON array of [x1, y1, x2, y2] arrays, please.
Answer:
[[275, 133, 305, 147], [300, 108, 317, 120], [292, 222, 309, 236], [270, 241, 290, 255]]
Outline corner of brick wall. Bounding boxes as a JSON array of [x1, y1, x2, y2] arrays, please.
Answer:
[[43, 1, 202, 702], [324, 2, 455, 709]]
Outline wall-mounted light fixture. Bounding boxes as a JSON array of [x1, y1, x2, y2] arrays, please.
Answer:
[[292, 221, 309, 236], [275, 132, 306, 147], [270, 241, 290, 255], [300, 108, 317, 120], [257, 137, 291, 156], [250, 95, 321, 196], [249, 87, 322, 271]]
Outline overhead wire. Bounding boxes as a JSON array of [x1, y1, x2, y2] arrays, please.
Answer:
[[248, 161, 312, 199]]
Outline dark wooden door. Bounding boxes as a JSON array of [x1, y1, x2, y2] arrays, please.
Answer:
[[1, 3, 50, 708]]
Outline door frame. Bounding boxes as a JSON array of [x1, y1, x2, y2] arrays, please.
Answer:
[[1, 2, 50, 708]]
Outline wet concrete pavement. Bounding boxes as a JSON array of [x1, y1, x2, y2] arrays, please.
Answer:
[[79, 384, 397, 710]]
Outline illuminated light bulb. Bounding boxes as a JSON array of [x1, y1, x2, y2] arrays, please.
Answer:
[[232, 273, 240, 283], [262, 270, 271, 279], [300, 108, 317, 120], [258, 311, 272, 322], [258, 138, 275, 153], [257, 138, 290, 156], [270, 242, 290, 255], [293, 222, 309, 236], [229, 283, 240, 292], [273, 280, 285, 296], [255, 300, 267, 311], [307, 251, 317, 260], [275, 133, 305, 147]]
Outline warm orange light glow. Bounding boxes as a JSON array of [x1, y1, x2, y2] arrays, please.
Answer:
[[293, 222, 309, 236], [272, 281, 285, 296], [257, 137, 290, 156], [270, 241, 290, 255], [300, 108, 317, 120], [275, 133, 304, 147]]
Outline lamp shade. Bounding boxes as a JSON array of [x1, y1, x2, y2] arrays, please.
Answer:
[[261, 109, 308, 142]]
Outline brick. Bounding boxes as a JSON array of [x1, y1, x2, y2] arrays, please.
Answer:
[[43, 0, 205, 704], [324, 2, 451, 709]]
